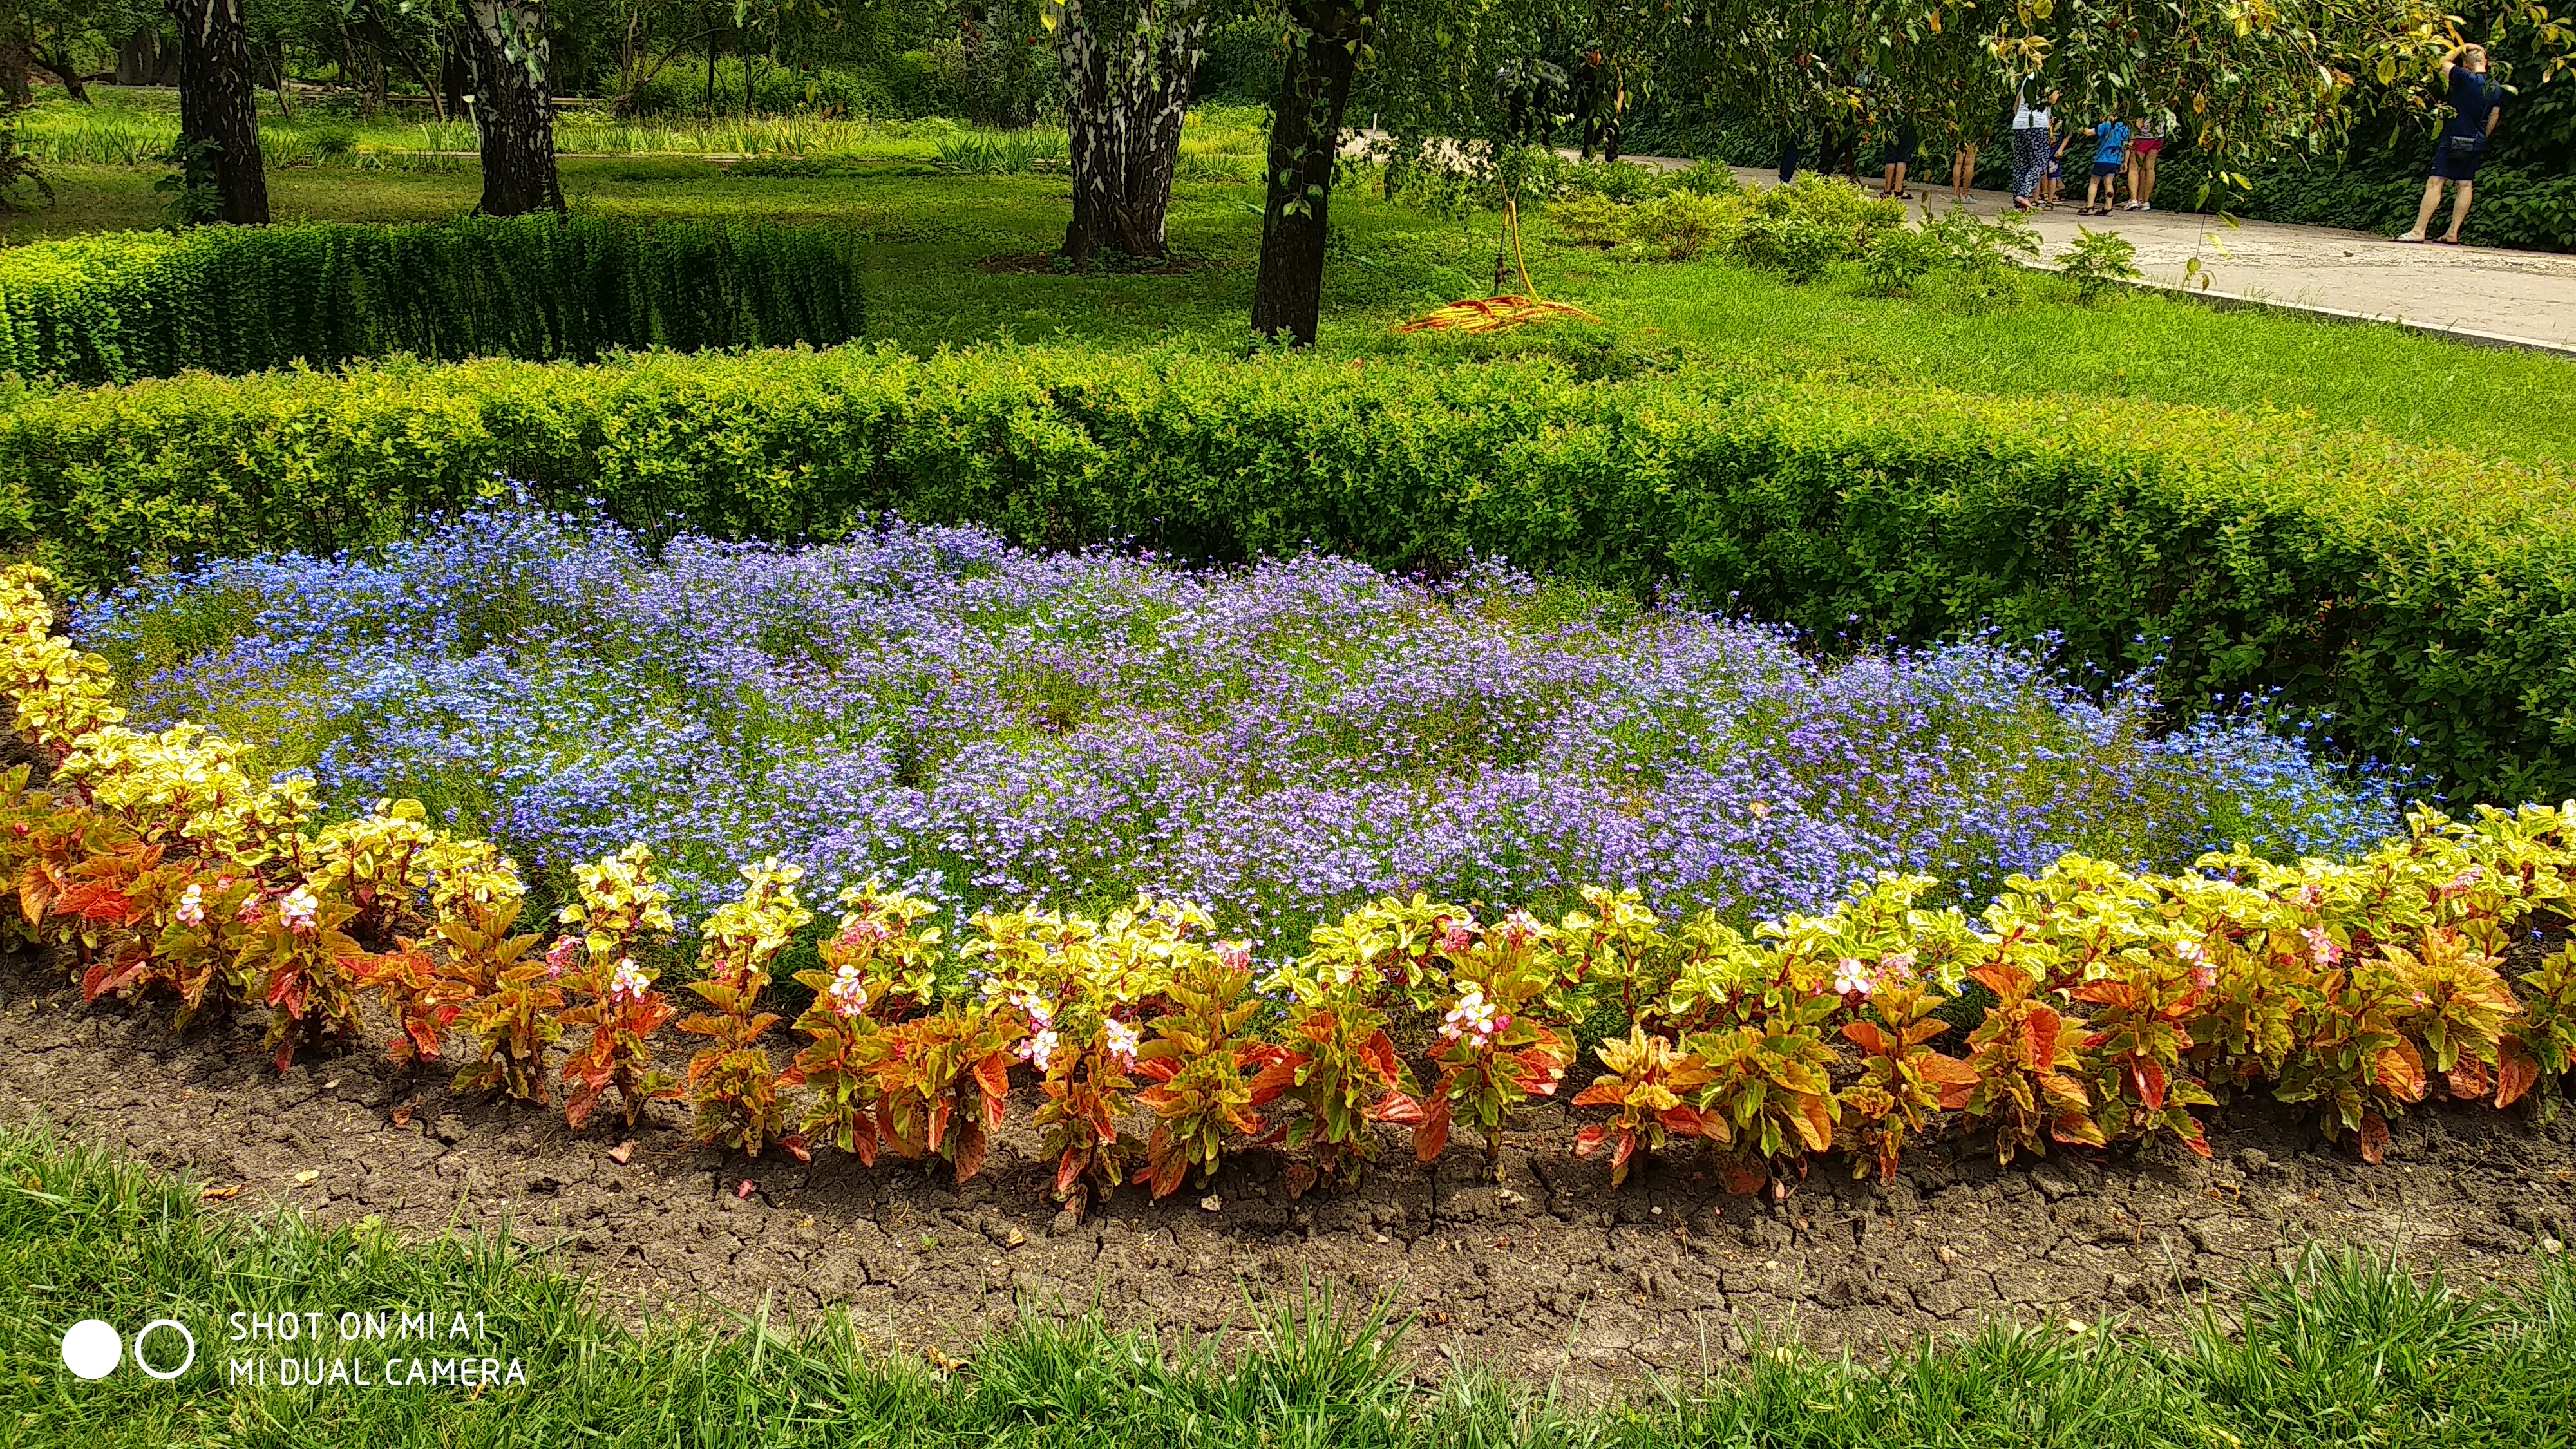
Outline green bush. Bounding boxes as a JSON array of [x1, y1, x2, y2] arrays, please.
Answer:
[[1859, 224, 1945, 296], [1544, 193, 1632, 247], [1626, 190, 1731, 260], [2161, 155, 2576, 254], [5, 343, 2573, 802], [0, 218, 866, 384], [2058, 226, 2143, 302]]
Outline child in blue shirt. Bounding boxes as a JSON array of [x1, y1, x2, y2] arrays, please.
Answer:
[[2073, 117, 2130, 214]]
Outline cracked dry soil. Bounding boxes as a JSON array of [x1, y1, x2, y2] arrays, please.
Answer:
[[6, 947, 2575, 1392]]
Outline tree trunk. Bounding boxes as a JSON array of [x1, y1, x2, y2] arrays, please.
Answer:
[[169, 0, 270, 224], [440, 43, 469, 119], [1055, 0, 1206, 263], [1249, 0, 1378, 345], [2, 25, 33, 107], [117, 29, 171, 86], [459, 0, 562, 216], [28, 37, 90, 101]]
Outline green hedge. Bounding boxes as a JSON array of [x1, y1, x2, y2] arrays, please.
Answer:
[[5, 344, 2574, 802], [0, 218, 866, 384], [2158, 156, 2576, 254]]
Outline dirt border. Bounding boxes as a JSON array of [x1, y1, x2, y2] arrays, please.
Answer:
[[8, 948, 2574, 1395]]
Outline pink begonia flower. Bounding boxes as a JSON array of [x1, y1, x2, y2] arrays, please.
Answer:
[[1442, 988, 1501, 1048], [278, 886, 319, 934], [545, 935, 580, 980], [2441, 867, 2483, 900], [1439, 918, 1476, 955], [1218, 943, 1252, 973], [1833, 956, 1873, 996], [1019, 1027, 1061, 1072], [1502, 909, 1540, 945], [1878, 951, 1917, 980], [2302, 926, 2341, 969], [173, 883, 205, 928], [1103, 1018, 1141, 1066], [2298, 883, 2325, 909], [826, 963, 868, 1016], [840, 916, 892, 949], [607, 957, 648, 1005]]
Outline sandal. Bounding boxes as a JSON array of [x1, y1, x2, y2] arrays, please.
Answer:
[[2394, 234, 2426, 243], [2435, 236, 2462, 245]]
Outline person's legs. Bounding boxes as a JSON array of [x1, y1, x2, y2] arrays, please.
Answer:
[[2443, 180, 2475, 242], [2139, 149, 2157, 206], [1890, 161, 1908, 196], [2401, 175, 2445, 240]]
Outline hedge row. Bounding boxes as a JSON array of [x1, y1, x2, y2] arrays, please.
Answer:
[[2158, 156, 2576, 254], [4, 344, 2574, 802], [0, 218, 866, 384]]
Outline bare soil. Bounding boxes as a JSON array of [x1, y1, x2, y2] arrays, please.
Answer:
[[6, 945, 2573, 1392]]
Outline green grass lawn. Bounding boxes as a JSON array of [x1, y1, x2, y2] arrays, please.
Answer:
[[7, 1123, 2574, 1448], [5, 108, 2571, 470]]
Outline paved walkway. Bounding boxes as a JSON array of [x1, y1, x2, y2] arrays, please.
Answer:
[[1735, 163, 2576, 354]]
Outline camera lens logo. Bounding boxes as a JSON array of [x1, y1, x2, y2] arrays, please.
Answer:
[[61, 1318, 195, 1381]]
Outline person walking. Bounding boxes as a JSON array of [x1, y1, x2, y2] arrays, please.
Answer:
[[2007, 83, 2052, 210], [2122, 108, 2164, 209], [2398, 44, 2503, 243], [2072, 113, 2130, 214]]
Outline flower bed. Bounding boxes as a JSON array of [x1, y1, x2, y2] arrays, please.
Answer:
[[77, 504, 2391, 934], [10, 547, 2576, 1215]]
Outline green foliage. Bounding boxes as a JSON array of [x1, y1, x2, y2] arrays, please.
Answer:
[[931, 128, 1066, 175], [11, 341, 2575, 800], [0, 216, 865, 384], [2163, 155, 2576, 254], [1859, 223, 1947, 296], [2058, 227, 2145, 303], [1626, 189, 1733, 260], [1922, 205, 2041, 306]]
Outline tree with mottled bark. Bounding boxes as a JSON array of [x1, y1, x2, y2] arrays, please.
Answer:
[[169, 0, 269, 223], [459, 0, 563, 216], [1249, 0, 1378, 343], [1045, 0, 1215, 263]]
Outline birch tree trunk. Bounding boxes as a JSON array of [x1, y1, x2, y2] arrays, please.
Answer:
[[1052, 0, 1208, 263], [460, 0, 562, 216], [169, 0, 269, 224]]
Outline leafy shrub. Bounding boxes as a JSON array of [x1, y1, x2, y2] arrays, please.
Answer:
[[1627, 189, 1734, 261], [0, 218, 865, 384], [1737, 214, 1850, 282], [1546, 193, 1632, 247], [1859, 223, 1946, 296], [1553, 157, 1666, 204], [2058, 226, 2144, 302], [1922, 205, 2040, 307], [1666, 162, 1745, 198], [10, 345, 2576, 802]]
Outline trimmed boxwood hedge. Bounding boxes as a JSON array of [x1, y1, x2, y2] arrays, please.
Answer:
[[3, 343, 2572, 803], [0, 218, 866, 385]]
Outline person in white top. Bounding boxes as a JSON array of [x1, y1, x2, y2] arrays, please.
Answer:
[[2008, 84, 2054, 210], [2123, 109, 2166, 211]]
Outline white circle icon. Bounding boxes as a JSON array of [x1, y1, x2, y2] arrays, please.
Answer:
[[134, 1319, 196, 1379], [61, 1319, 122, 1380]]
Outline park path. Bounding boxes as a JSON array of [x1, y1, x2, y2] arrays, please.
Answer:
[[1734, 161, 2576, 354]]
